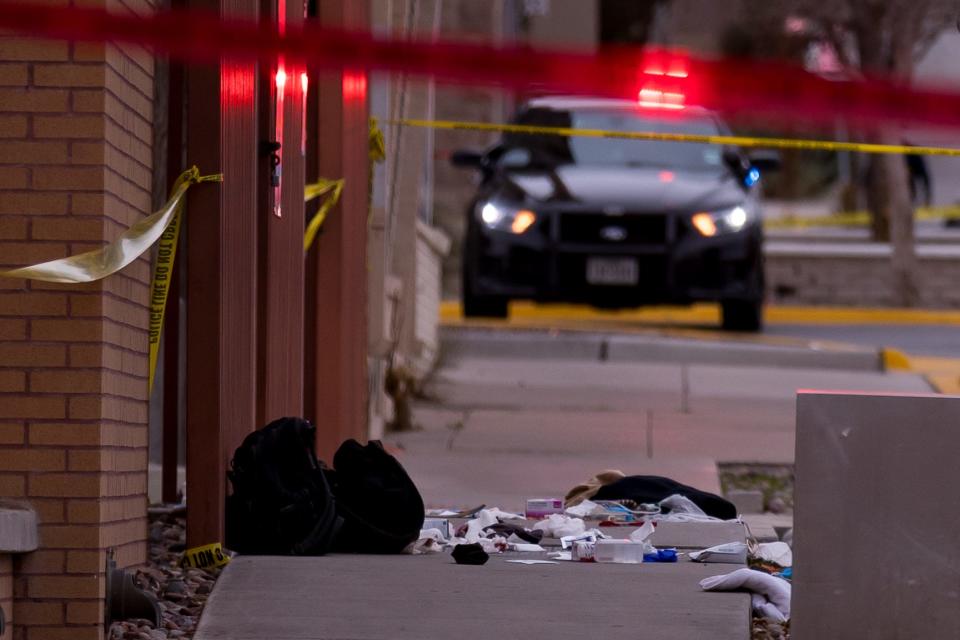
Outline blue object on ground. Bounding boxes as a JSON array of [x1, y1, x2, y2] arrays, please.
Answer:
[[644, 549, 678, 563]]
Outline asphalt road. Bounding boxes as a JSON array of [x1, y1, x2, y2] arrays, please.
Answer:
[[765, 323, 960, 358]]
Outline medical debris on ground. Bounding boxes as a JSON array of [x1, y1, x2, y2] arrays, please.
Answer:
[[117, 418, 793, 639]]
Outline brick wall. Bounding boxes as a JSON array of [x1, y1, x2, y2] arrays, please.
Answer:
[[766, 242, 960, 308], [0, 1, 155, 637]]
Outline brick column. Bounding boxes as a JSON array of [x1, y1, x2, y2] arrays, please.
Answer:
[[305, 0, 371, 462], [1, 555, 11, 640], [0, 4, 155, 637]]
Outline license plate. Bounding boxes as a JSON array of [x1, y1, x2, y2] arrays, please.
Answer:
[[586, 257, 639, 285]]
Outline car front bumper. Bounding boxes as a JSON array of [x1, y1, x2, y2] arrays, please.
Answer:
[[468, 210, 763, 306]]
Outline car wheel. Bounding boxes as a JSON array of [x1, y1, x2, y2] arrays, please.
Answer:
[[462, 274, 508, 319], [721, 298, 763, 332]]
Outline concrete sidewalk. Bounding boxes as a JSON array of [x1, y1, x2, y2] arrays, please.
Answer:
[[397, 348, 929, 512], [195, 553, 750, 640]]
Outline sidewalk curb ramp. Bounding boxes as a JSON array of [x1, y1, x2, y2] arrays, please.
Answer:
[[441, 326, 883, 372], [883, 347, 960, 394]]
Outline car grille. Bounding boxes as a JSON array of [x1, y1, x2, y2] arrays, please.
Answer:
[[559, 213, 668, 245]]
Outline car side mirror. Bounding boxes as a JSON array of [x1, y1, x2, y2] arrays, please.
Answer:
[[498, 147, 532, 170], [723, 148, 749, 172], [451, 149, 484, 169], [748, 150, 781, 172]]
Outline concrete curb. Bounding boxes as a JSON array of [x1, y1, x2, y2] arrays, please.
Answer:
[[441, 326, 883, 372]]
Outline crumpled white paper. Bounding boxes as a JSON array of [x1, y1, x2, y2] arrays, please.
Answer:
[[474, 536, 508, 554], [504, 533, 545, 552], [403, 528, 448, 555], [564, 499, 605, 518], [482, 507, 525, 521], [753, 541, 793, 568], [654, 494, 723, 523], [447, 534, 508, 553], [629, 520, 656, 543], [453, 508, 526, 544], [445, 507, 524, 553], [700, 568, 791, 622], [532, 514, 586, 538]]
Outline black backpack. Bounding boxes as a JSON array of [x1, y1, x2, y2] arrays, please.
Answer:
[[225, 417, 342, 555], [326, 439, 425, 554]]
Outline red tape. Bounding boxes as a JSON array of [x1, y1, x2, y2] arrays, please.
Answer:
[[3, 1, 960, 131]]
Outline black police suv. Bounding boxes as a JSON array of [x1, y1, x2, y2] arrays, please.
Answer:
[[452, 97, 777, 332]]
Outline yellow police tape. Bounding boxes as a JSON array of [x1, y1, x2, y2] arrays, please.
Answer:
[[385, 118, 960, 157], [368, 116, 386, 222], [303, 118, 386, 251], [369, 116, 386, 164], [148, 169, 223, 391], [303, 178, 344, 251], [0, 167, 221, 284], [0, 166, 221, 393], [3, 118, 385, 390], [181, 542, 231, 570]]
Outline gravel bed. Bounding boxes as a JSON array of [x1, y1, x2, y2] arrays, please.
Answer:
[[108, 508, 222, 640], [718, 463, 794, 639], [752, 617, 790, 640], [718, 462, 794, 513]]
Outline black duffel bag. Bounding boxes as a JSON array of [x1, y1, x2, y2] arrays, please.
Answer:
[[326, 439, 425, 554], [225, 417, 342, 555]]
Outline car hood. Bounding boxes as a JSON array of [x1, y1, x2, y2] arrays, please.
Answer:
[[505, 166, 745, 212]]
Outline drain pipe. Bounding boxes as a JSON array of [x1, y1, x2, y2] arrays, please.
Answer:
[[104, 548, 161, 628]]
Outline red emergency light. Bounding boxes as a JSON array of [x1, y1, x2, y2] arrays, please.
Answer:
[[638, 86, 685, 110], [342, 71, 367, 101], [637, 50, 691, 110], [300, 71, 308, 155], [643, 58, 689, 79]]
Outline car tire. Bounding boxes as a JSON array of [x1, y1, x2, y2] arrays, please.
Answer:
[[721, 298, 763, 332], [463, 292, 508, 319], [462, 274, 508, 319]]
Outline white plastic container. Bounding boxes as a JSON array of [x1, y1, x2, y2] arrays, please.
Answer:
[[594, 539, 646, 564]]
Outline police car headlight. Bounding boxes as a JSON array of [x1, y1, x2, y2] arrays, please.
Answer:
[[478, 202, 538, 234], [691, 205, 752, 237]]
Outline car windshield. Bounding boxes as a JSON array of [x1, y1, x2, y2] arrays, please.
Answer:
[[506, 107, 726, 171]]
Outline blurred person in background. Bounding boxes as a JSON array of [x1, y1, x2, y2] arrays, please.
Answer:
[[904, 146, 932, 208]]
